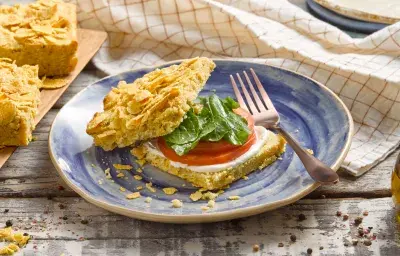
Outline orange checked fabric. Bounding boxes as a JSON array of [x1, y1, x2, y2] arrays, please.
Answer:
[[66, 0, 400, 176]]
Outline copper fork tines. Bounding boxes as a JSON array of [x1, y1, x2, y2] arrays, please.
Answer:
[[230, 68, 339, 185]]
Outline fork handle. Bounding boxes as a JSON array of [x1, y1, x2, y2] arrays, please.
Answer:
[[271, 126, 339, 185]]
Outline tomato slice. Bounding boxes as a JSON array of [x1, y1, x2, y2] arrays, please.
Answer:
[[233, 108, 254, 130], [158, 132, 257, 166], [189, 108, 254, 154], [157, 108, 257, 166]]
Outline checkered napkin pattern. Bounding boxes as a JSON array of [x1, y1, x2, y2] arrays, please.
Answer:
[[67, 0, 400, 176]]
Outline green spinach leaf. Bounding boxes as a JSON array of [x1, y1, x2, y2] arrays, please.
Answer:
[[162, 94, 251, 155]]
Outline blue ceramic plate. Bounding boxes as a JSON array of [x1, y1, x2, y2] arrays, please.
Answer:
[[49, 60, 353, 223], [306, 0, 387, 34]]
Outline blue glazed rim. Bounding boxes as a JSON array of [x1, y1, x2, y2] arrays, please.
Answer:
[[49, 59, 353, 223], [306, 0, 387, 34]]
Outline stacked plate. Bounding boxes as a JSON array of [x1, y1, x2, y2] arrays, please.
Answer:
[[307, 0, 399, 34]]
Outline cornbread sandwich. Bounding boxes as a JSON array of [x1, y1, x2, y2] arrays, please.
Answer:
[[0, 58, 42, 146], [87, 57, 286, 190], [0, 0, 78, 76]]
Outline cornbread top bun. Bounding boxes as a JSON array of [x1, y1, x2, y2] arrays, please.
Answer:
[[87, 57, 216, 151]]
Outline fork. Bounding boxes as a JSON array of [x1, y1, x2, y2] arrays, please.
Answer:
[[230, 68, 339, 185]]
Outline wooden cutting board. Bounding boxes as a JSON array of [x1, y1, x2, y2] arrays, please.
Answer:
[[0, 28, 107, 168]]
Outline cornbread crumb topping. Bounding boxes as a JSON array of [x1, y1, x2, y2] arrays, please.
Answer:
[[207, 200, 215, 208], [0, 0, 78, 76], [119, 187, 126, 192], [0, 0, 74, 45], [87, 57, 216, 151], [0, 59, 41, 146], [116, 172, 125, 178], [171, 199, 183, 208], [145, 197, 152, 203], [136, 186, 143, 190], [162, 187, 177, 195], [126, 192, 141, 200]]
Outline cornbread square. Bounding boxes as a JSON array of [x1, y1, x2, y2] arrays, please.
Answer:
[[0, 0, 78, 76], [87, 57, 216, 151], [131, 131, 286, 190], [0, 59, 42, 146]]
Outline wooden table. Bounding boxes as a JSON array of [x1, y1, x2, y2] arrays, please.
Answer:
[[1, 0, 399, 255]]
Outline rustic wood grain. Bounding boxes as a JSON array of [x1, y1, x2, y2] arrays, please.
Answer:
[[0, 197, 398, 255], [0, 29, 107, 169]]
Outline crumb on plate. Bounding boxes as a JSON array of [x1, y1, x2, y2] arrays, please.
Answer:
[[134, 175, 142, 181], [113, 164, 133, 170], [126, 192, 141, 200], [163, 187, 178, 195], [146, 183, 156, 193], [171, 199, 183, 208], [228, 196, 240, 200], [190, 190, 203, 202], [201, 206, 209, 211], [104, 168, 111, 179], [306, 149, 314, 155]]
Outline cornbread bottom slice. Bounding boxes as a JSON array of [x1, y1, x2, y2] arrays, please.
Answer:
[[131, 131, 286, 190]]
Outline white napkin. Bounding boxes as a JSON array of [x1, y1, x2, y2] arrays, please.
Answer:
[[67, 0, 400, 176]]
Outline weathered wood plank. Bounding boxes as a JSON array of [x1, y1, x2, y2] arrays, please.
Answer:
[[0, 197, 397, 255], [1, 107, 394, 198], [309, 149, 396, 198]]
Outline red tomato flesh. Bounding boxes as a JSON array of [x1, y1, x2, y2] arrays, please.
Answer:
[[157, 108, 256, 166]]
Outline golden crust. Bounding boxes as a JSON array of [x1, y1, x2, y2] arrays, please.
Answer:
[[0, 0, 78, 76], [87, 57, 216, 151], [0, 59, 42, 146], [131, 130, 286, 190]]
